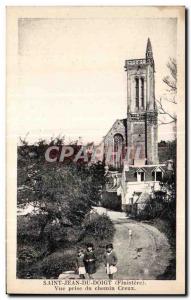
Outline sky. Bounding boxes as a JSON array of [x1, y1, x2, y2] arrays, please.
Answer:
[[15, 17, 177, 144]]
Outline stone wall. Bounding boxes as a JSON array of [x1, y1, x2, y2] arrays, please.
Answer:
[[146, 113, 158, 164]]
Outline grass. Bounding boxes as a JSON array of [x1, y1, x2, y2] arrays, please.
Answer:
[[147, 217, 176, 280]]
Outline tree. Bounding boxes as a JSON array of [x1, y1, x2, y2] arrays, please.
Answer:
[[17, 139, 105, 252], [163, 58, 177, 94], [156, 58, 177, 125]]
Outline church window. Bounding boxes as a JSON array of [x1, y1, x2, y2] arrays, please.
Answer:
[[141, 77, 144, 108], [113, 134, 124, 168], [114, 134, 123, 152], [135, 77, 139, 108]]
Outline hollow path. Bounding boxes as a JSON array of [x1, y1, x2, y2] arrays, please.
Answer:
[[93, 208, 172, 280]]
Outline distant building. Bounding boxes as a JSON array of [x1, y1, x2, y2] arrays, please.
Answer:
[[102, 39, 168, 212]]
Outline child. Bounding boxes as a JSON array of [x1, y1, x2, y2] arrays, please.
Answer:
[[76, 249, 86, 279], [128, 228, 132, 247], [83, 243, 96, 279], [103, 243, 118, 279]]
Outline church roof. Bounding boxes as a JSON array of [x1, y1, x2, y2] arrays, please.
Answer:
[[120, 118, 127, 125], [146, 38, 152, 55], [102, 118, 127, 143], [125, 165, 167, 182]]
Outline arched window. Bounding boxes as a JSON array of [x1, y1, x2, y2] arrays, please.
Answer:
[[113, 134, 124, 168], [135, 77, 139, 108], [141, 77, 144, 108], [114, 134, 123, 152]]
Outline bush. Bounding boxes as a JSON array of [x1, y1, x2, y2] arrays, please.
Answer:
[[30, 249, 77, 279], [101, 192, 121, 211], [17, 245, 42, 278], [82, 212, 115, 241], [17, 215, 42, 243], [17, 212, 115, 278]]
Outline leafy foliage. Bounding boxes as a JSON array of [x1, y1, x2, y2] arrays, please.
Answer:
[[82, 212, 115, 241], [158, 140, 176, 163], [101, 192, 122, 211], [17, 139, 105, 234], [30, 250, 77, 279], [17, 138, 111, 278], [132, 168, 176, 279], [17, 213, 115, 279]]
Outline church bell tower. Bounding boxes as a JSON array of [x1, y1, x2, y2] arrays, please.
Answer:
[[124, 38, 158, 165]]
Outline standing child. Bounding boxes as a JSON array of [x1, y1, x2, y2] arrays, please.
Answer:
[[84, 243, 96, 279], [104, 243, 118, 279], [76, 249, 86, 279], [128, 228, 132, 247]]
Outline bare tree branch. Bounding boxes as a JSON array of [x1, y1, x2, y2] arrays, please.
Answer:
[[162, 58, 177, 92], [163, 76, 176, 92], [157, 58, 177, 125], [158, 119, 176, 126], [161, 95, 177, 105], [156, 97, 176, 122]]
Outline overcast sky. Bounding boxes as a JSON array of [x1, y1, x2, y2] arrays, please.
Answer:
[[16, 17, 177, 144]]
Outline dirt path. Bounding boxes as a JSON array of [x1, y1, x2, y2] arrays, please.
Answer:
[[93, 208, 172, 280]]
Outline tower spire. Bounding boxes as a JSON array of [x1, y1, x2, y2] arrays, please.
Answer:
[[146, 38, 153, 62]]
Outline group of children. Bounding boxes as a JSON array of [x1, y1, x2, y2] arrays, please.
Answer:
[[76, 243, 118, 280]]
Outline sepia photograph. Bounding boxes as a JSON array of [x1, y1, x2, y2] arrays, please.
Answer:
[[6, 6, 185, 294]]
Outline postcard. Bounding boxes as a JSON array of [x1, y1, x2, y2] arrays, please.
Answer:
[[6, 6, 185, 295]]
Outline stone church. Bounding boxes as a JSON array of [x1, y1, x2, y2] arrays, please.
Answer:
[[102, 39, 167, 212]]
